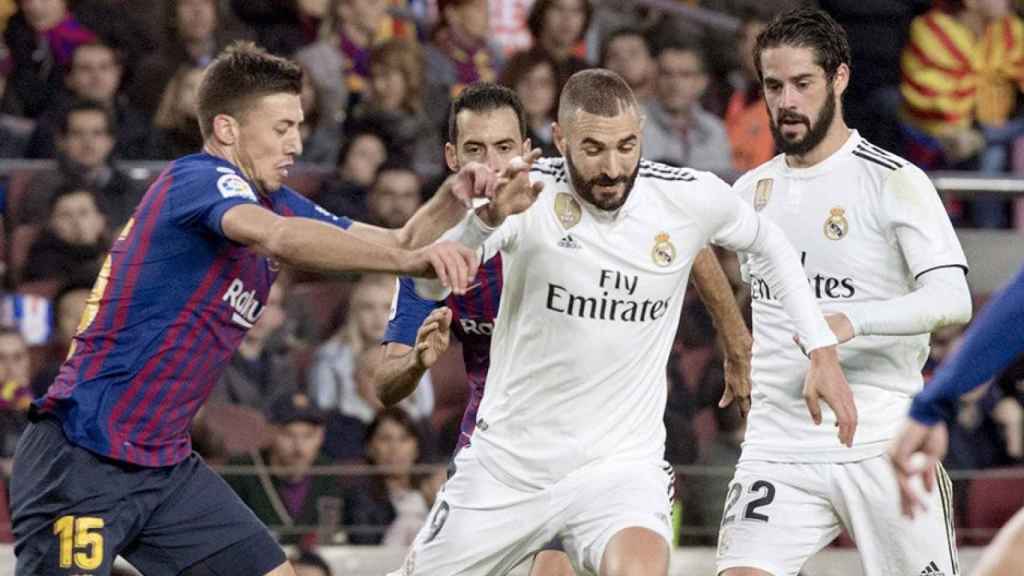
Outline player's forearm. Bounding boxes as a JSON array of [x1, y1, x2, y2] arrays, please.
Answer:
[[747, 216, 837, 352], [266, 216, 416, 275], [373, 344, 430, 406], [397, 177, 469, 249], [844, 267, 971, 337], [910, 266, 1024, 425], [690, 248, 751, 362], [413, 211, 494, 299]]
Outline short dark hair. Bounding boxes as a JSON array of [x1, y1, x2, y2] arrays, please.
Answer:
[[69, 40, 120, 71], [365, 406, 423, 455], [58, 99, 115, 137], [197, 41, 303, 139], [600, 26, 651, 66], [527, 0, 593, 43], [754, 7, 851, 83], [447, 83, 527, 145], [653, 37, 707, 72], [557, 69, 637, 124], [49, 183, 101, 216]]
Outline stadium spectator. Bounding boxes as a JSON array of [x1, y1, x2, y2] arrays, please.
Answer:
[[642, 39, 733, 175], [226, 393, 346, 545], [900, 0, 1024, 226], [600, 27, 655, 101], [309, 118, 391, 220], [29, 277, 92, 398], [525, 0, 592, 90], [0, 46, 36, 157], [0, 327, 32, 457], [23, 184, 109, 284], [499, 48, 559, 157], [311, 274, 433, 424], [230, 0, 327, 57], [723, 11, 775, 172], [317, 0, 417, 105], [210, 283, 300, 411], [290, 550, 333, 576], [352, 39, 443, 180], [129, 0, 243, 116], [488, 0, 533, 55], [366, 164, 423, 230], [293, 59, 345, 167], [147, 64, 205, 159], [26, 40, 149, 160], [424, 0, 503, 121], [1, 0, 97, 118], [19, 100, 144, 229], [343, 406, 430, 545]]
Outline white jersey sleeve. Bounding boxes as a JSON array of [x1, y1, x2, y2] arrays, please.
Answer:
[[879, 164, 968, 278]]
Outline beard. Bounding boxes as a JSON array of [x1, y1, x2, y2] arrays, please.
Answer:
[[564, 150, 641, 212], [770, 86, 836, 156]]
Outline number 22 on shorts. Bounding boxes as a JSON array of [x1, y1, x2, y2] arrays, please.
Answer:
[[721, 480, 776, 527], [53, 515, 105, 570]]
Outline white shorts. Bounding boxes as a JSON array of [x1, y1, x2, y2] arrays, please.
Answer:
[[715, 455, 959, 576], [390, 447, 674, 576]]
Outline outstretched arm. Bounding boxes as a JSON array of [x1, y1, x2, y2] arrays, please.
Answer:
[[690, 247, 752, 417], [375, 308, 453, 406]]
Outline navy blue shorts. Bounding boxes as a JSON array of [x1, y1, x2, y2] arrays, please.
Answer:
[[11, 416, 285, 576]]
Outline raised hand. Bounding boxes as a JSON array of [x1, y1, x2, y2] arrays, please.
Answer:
[[478, 149, 545, 227], [415, 308, 453, 369], [405, 241, 479, 295]]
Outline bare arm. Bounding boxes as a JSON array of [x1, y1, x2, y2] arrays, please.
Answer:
[[221, 204, 477, 291], [690, 247, 753, 416], [374, 308, 452, 406]]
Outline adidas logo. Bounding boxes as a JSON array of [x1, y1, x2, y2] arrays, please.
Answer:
[[920, 561, 945, 576], [558, 234, 581, 249]]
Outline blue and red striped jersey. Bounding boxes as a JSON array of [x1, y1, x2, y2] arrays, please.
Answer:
[[35, 153, 352, 467], [384, 254, 503, 449]]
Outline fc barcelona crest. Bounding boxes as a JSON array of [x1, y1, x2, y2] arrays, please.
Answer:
[[652, 232, 676, 267], [824, 207, 849, 240], [753, 178, 773, 212], [554, 193, 582, 230]]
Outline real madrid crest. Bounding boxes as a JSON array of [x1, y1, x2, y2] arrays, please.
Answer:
[[824, 207, 849, 240], [652, 232, 676, 267], [554, 192, 582, 229], [753, 178, 773, 212]]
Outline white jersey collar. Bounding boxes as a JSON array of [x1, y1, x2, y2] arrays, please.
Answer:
[[780, 130, 860, 180]]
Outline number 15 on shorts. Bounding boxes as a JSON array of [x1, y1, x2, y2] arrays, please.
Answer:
[[54, 515, 105, 570], [721, 480, 776, 527]]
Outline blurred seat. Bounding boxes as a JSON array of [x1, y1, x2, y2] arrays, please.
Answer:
[[965, 473, 1024, 544], [0, 475, 13, 543]]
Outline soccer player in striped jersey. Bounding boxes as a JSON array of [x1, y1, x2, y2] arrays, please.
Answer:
[[374, 83, 754, 576], [9, 42, 489, 576], [890, 264, 1024, 576], [719, 8, 973, 576]]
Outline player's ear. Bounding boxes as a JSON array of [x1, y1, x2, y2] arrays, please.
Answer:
[[212, 114, 239, 146], [522, 137, 532, 155], [833, 63, 850, 99], [444, 142, 459, 173], [553, 122, 567, 158]]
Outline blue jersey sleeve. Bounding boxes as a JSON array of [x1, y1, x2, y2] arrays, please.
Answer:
[[384, 277, 442, 346], [910, 265, 1024, 425], [274, 187, 353, 230], [169, 166, 261, 238]]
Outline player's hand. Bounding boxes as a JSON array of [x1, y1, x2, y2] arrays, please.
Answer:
[[888, 419, 948, 518], [450, 162, 498, 207], [478, 149, 545, 227], [414, 308, 452, 369], [406, 241, 479, 295], [824, 313, 855, 344], [720, 348, 752, 418], [802, 346, 858, 447]]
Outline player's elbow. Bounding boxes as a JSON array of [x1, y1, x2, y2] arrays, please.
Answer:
[[933, 278, 973, 329]]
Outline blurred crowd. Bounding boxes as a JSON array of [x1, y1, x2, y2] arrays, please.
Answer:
[[0, 0, 1020, 551]]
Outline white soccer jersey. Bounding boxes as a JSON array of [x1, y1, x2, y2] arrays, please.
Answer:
[[465, 158, 763, 492], [736, 131, 968, 463]]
